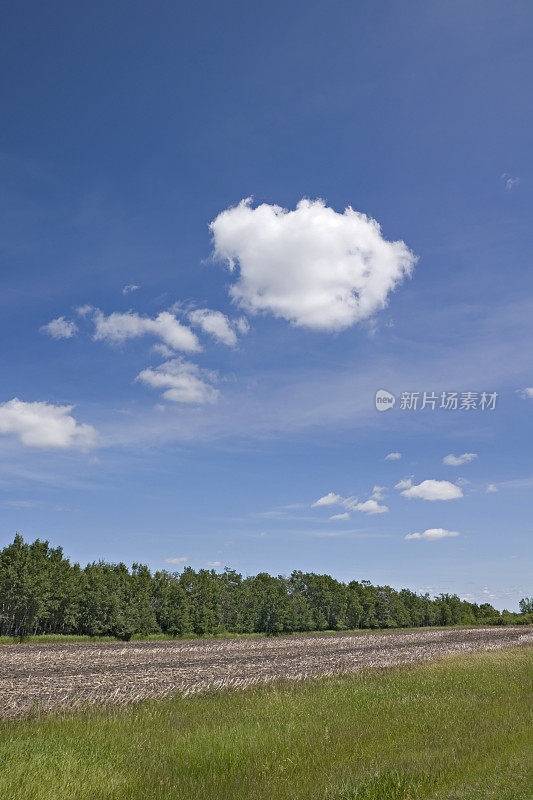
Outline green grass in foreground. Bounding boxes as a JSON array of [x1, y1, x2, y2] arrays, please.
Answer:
[[0, 648, 531, 800]]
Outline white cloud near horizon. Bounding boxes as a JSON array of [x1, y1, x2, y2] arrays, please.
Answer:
[[0, 398, 97, 449], [385, 452, 402, 460], [405, 528, 460, 541], [40, 317, 78, 339], [188, 308, 248, 346], [92, 309, 200, 353], [164, 556, 188, 564], [443, 452, 478, 466], [210, 198, 416, 331], [136, 359, 219, 404], [400, 479, 463, 501]]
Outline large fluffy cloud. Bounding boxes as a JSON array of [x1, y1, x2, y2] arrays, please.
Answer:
[[136, 359, 219, 404], [210, 198, 416, 331], [0, 398, 97, 449], [399, 479, 463, 501], [92, 310, 200, 353]]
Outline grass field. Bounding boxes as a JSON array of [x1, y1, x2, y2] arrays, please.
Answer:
[[0, 646, 531, 800]]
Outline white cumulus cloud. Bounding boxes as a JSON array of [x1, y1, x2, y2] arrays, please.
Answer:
[[400, 479, 463, 501], [385, 452, 402, 461], [443, 453, 477, 466], [40, 317, 78, 339], [350, 498, 388, 514], [93, 309, 200, 353], [210, 198, 416, 331], [405, 528, 460, 541], [136, 359, 219, 404], [0, 398, 97, 449]]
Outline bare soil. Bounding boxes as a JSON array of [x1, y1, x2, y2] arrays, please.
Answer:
[[1, 626, 531, 718]]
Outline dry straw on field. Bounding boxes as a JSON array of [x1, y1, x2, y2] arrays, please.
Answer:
[[1, 626, 531, 718]]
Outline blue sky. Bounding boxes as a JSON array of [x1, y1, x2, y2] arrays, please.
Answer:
[[1, 1, 532, 609]]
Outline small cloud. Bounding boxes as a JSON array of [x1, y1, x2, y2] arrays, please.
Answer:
[[92, 309, 200, 353], [40, 317, 78, 339], [486, 483, 499, 493], [385, 452, 402, 461], [350, 498, 388, 515], [400, 479, 463, 501], [136, 358, 219, 404], [518, 387, 533, 399], [76, 304, 94, 317], [330, 512, 350, 520], [122, 284, 140, 294], [164, 556, 188, 564], [443, 453, 477, 466], [370, 485, 386, 501], [188, 308, 248, 347], [394, 477, 412, 490], [405, 528, 460, 541], [206, 560, 222, 568], [501, 173, 520, 191], [312, 492, 343, 507], [235, 317, 250, 334]]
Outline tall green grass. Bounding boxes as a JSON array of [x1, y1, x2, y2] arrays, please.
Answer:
[[0, 647, 531, 800]]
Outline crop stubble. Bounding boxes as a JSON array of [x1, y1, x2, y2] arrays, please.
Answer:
[[0, 626, 531, 717]]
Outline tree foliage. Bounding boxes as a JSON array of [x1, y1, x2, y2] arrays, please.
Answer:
[[0, 535, 524, 639]]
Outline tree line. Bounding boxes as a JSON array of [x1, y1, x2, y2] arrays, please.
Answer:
[[0, 535, 530, 639]]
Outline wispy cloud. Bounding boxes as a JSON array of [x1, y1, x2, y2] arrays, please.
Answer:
[[443, 453, 477, 466], [405, 528, 460, 541], [501, 173, 520, 191]]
